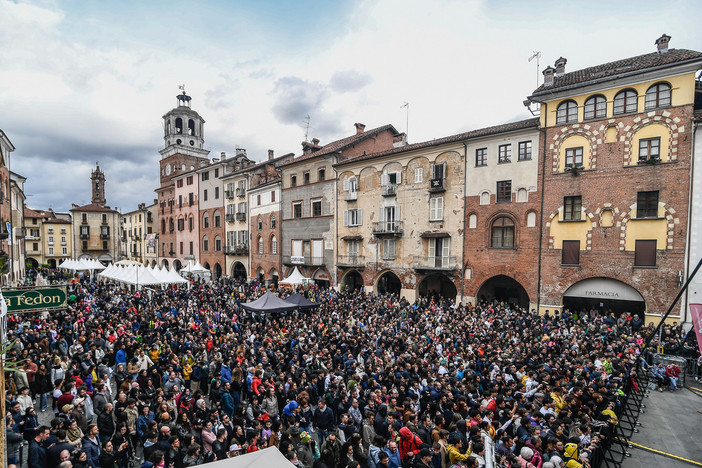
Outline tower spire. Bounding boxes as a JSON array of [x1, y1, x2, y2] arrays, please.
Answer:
[[91, 163, 106, 206]]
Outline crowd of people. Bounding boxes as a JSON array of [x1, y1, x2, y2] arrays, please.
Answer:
[[3, 269, 699, 468]]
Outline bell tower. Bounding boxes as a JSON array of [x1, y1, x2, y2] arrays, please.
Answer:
[[91, 163, 106, 206], [163, 87, 206, 150]]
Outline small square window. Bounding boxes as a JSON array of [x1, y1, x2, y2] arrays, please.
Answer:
[[563, 196, 582, 221], [476, 148, 487, 167], [565, 147, 583, 169], [636, 191, 659, 218], [518, 141, 532, 161], [638, 138, 661, 163]]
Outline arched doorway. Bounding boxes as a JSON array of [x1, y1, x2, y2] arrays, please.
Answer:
[[213, 263, 222, 279], [204, 262, 211, 273], [47, 259, 57, 269], [270, 268, 279, 287], [256, 267, 265, 283], [312, 268, 331, 289], [563, 277, 645, 316], [173, 259, 183, 270], [26, 257, 39, 269], [418, 273, 457, 301], [376, 271, 402, 295], [342, 270, 364, 291], [476, 275, 529, 308], [161, 259, 169, 269], [231, 262, 247, 281], [98, 254, 112, 263]]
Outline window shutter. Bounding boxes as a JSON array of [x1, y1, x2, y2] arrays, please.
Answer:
[[343, 178, 350, 191], [562, 240, 580, 265], [635, 240, 657, 266], [395, 171, 402, 184], [379, 208, 385, 222], [396, 205, 401, 220], [442, 237, 450, 259], [415, 167, 423, 183], [390, 240, 396, 258], [428, 238, 436, 258], [358, 209, 363, 226], [343, 210, 349, 227], [381, 172, 389, 186]]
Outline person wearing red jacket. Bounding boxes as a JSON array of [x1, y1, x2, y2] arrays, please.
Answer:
[[398, 426, 422, 463], [665, 363, 682, 390]]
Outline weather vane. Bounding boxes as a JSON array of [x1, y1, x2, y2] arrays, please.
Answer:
[[179, 84, 186, 94]]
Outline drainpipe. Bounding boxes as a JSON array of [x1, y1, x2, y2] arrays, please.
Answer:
[[462, 141, 468, 304], [683, 119, 699, 325], [536, 101, 548, 312]]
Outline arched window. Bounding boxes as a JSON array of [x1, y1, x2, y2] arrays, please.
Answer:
[[556, 100, 578, 124], [202, 212, 210, 229], [161, 219, 166, 234], [202, 236, 209, 252], [189, 216, 193, 231], [169, 218, 174, 234], [214, 236, 222, 252], [584, 95, 607, 120], [491, 216, 515, 248], [213, 211, 221, 228], [188, 119, 195, 136], [175, 117, 183, 134], [258, 236, 264, 254], [271, 215, 276, 229], [271, 235, 277, 254], [166, 120, 171, 134], [645, 83, 671, 109], [613, 89, 638, 115], [258, 217, 263, 230]]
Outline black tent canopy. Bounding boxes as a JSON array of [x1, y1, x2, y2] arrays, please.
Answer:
[[285, 293, 320, 310], [240, 291, 296, 313]]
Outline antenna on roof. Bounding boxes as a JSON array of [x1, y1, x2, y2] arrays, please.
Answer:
[[400, 102, 409, 138], [528, 51, 541, 88], [303, 115, 311, 141]]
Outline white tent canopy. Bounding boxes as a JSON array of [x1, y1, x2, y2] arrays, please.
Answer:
[[180, 260, 209, 274], [202, 447, 291, 468], [59, 258, 105, 271], [279, 266, 312, 287]]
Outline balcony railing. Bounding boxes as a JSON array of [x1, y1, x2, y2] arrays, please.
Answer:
[[413, 255, 458, 270], [429, 177, 446, 192], [236, 212, 247, 221], [79, 233, 90, 239], [100, 233, 110, 239], [381, 184, 397, 197], [336, 255, 365, 267], [371, 220, 404, 236], [344, 191, 358, 201], [225, 190, 235, 199], [225, 244, 249, 255], [225, 213, 236, 222], [283, 255, 324, 266], [236, 188, 246, 197]]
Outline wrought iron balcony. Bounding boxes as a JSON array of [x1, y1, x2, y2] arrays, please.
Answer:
[[236, 188, 246, 197], [225, 213, 236, 222], [413, 255, 458, 271], [79, 233, 90, 239], [225, 190, 235, 199], [236, 212, 247, 221], [100, 233, 110, 239], [371, 220, 404, 236], [381, 184, 397, 197], [336, 255, 365, 267], [225, 244, 249, 255], [283, 255, 324, 266]]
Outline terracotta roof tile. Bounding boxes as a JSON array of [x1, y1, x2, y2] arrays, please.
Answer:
[[284, 124, 399, 166], [530, 48, 702, 97], [335, 118, 539, 167], [70, 203, 118, 213]]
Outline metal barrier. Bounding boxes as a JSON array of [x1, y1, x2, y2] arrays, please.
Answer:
[[652, 353, 688, 387]]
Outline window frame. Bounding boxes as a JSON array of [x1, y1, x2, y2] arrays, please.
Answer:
[[583, 95, 607, 120], [556, 100, 578, 124], [565, 147, 584, 169], [563, 196, 582, 221], [318, 167, 326, 182], [518, 141, 532, 161], [311, 198, 323, 217], [429, 197, 444, 221], [496, 180, 512, 203], [638, 137, 661, 163], [634, 239, 657, 267], [491, 216, 515, 248], [292, 201, 303, 219], [476, 148, 488, 167], [636, 191, 659, 219], [645, 83, 671, 110], [562, 240, 581, 265], [303, 171, 311, 185], [498, 144, 512, 164], [613, 89, 638, 115]]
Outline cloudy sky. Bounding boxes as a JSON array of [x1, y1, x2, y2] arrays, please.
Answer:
[[1, 0, 700, 213]]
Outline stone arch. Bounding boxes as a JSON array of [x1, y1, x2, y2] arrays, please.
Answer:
[[620, 111, 680, 165], [618, 201, 678, 251], [374, 269, 402, 295], [551, 125, 600, 171], [359, 167, 379, 191], [487, 210, 520, 248], [479, 190, 490, 205], [545, 206, 596, 251], [593, 203, 621, 227], [406, 157, 431, 183]]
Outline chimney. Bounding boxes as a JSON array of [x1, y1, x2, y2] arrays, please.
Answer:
[[543, 66, 555, 86], [393, 133, 407, 148], [311, 138, 320, 146], [220, 151, 226, 160], [354, 123, 366, 135], [656, 33, 671, 53], [554, 57, 567, 77], [268, 149, 274, 161]]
